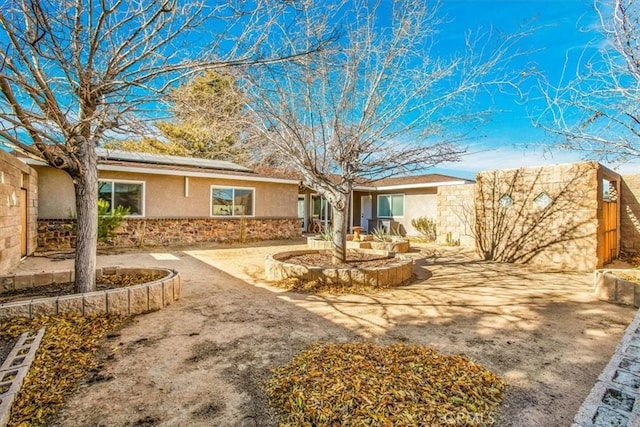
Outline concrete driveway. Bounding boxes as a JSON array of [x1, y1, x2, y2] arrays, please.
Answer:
[[17, 240, 636, 426]]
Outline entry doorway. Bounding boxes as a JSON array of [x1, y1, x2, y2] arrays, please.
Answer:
[[361, 195, 372, 232]]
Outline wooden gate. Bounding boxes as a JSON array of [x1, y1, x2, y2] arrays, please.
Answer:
[[601, 201, 618, 265]]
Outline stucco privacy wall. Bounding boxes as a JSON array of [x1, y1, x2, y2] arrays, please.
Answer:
[[34, 167, 298, 219], [621, 174, 640, 254], [474, 162, 611, 272], [0, 151, 37, 273], [436, 183, 476, 247]]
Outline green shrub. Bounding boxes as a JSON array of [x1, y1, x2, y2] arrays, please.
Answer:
[[97, 199, 129, 242], [411, 217, 436, 241]]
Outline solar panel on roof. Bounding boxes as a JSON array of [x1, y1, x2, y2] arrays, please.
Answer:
[[96, 148, 253, 173]]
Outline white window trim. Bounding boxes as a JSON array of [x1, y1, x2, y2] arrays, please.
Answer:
[[377, 193, 405, 218], [98, 179, 146, 217], [210, 185, 256, 217]]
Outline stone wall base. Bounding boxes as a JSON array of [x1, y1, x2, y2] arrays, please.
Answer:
[[37, 217, 301, 251]]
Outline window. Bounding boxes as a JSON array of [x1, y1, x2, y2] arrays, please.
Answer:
[[377, 194, 404, 218], [533, 192, 552, 209], [311, 194, 332, 220], [98, 180, 144, 216], [498, 194, 513, 209], [211, 186, 254, 217]]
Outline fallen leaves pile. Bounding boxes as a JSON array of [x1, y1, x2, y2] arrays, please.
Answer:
[[274, 277, 393, 295], [265, 342, 505, 426], [0, 314, 126, 426], [98, 272, 166, 287]]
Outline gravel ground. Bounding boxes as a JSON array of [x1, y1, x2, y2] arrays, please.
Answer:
[[9, 241, 638, 426]]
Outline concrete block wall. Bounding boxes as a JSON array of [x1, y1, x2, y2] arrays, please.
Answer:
[[0, 151, 37, 274], [621, 174, 640, 254], [475, 162, 600, 271], [436, 184, 476, 247]]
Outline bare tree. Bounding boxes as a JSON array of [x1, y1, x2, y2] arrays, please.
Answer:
[[245, 0, 531, 264], [536, 0, 640, 160], [0, 0, 334, 292]]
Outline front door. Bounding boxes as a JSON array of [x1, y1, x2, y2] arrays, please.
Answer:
[[361, 196, 372, 232]]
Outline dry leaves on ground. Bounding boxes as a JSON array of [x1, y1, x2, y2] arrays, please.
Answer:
[[265, 342, 505, 427], [0, 314, 126, 426], [273, 277, 395, 295], [0, 272, 166, 304]]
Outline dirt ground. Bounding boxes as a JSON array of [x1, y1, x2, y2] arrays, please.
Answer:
[[14, 239, 637, 427]]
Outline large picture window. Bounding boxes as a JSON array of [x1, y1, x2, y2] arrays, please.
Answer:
[[377, 194, 404, 218], [211, 186, 254, 217], [98, 180, 144, 216]]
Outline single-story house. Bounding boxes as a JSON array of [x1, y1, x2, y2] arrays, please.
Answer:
[[4, 146, 637, 275], [2, 148, 470, 259], [28, 149, 303, 251]]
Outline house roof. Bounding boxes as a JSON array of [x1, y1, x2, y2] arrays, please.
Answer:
[[22, 148, 472, 189], [96, 149, 253, 173], [24, 149, 300, 185], [355, 173, 473, 191]]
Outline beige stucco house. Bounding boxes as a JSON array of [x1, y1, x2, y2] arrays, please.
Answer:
[[29, 149, 302, 250]]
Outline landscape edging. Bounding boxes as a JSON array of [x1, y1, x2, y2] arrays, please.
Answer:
[[0, 267, 181, 319]]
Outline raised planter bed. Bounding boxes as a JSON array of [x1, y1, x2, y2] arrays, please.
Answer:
[[307, 236, 410, 253], [594, 269, 640, 307], [0, 267, 181, 319], [265, 249, 413, 288]]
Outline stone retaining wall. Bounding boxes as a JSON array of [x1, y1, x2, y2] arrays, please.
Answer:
[[37, 217, 301, 251], [594, 270, 640, 307], [0, 267, 181, 319], [265, 249, 413, 287]]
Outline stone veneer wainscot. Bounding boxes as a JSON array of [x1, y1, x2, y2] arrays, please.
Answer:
[[37, 217, 301, 251]]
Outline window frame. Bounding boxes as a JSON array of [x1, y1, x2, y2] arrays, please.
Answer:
[[210, 185, 256, 217], [377, 193, 405, 218], [98, 179, 146, 217]]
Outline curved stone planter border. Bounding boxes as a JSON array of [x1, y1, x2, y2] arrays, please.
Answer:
[[307, 237, 410, 253], [0, 267, 181, 319], [265, 249, 413, 288], [594, 269, 640, 307]]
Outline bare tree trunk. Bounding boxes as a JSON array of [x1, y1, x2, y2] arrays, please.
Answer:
[[331, 192, 350, 264], [73, 145, 98, 293]]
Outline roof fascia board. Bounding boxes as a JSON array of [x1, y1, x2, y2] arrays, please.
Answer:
[[98, 164, 299, 185], [354, 180, 470, 192]]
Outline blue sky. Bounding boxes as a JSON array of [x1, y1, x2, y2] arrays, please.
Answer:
[[425, 0, 640, 179]]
